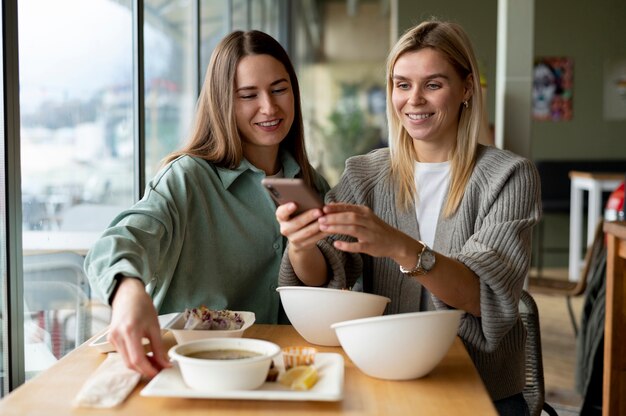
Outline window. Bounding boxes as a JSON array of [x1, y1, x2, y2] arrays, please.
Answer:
[[18, 0, 134, 377], [5, 0, 295, 392], [144, 0, 196, 179]]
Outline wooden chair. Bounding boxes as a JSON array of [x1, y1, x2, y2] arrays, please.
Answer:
[[529, 220, 605, 336], [520, 290, 559, 416]]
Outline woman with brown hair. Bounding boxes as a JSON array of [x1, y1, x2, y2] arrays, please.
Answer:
[[85, 30, 328, 377]]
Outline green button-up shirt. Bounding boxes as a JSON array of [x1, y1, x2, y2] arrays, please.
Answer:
[[84, 151, 328, 324]]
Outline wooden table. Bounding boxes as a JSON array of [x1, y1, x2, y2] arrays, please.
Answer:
[[0, 325, 496, 415], [603, 221, 626, 416], [569, 171, 623, 281]]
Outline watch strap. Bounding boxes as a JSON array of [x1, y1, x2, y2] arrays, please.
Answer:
[[399, 241, 430, 276]]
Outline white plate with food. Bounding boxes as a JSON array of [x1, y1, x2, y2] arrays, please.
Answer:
[[140, 352, 344, 401], [164, 309, 255, 344]]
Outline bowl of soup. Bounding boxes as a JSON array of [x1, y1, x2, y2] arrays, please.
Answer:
[[169, 338, 281, 391]]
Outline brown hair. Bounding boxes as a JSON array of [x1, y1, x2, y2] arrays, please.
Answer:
[[163, 30, 317, 188], [386, 20, 483, 217]]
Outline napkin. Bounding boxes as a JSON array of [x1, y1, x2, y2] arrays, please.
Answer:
[[73, 352, 141, 408]]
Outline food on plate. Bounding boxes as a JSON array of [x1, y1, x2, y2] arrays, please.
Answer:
[[282, 346, 317, 370], [182, 307, 245, 330], [266, 361, 279, 382], [183, 349, 262, 360], [278, 365, 319, 391]]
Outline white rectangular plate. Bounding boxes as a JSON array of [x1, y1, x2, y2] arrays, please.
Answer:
[[140, 352, 344, 401], [89, 312, 182, 353]]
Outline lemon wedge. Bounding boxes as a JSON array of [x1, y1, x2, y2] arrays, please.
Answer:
[[278, 365, 319, 390]]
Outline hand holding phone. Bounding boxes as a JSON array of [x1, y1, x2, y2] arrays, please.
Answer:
[[261, 178, 323, 215]]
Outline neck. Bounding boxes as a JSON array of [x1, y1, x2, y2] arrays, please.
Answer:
[[243, 145, 281, 175]]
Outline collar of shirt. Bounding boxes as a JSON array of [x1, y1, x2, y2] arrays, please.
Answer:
[[215, 149, 302, 189]]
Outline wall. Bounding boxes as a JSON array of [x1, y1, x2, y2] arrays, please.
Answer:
[[395, 0, 498, 126], [532, 0, 626, 160], [533, 0, 626, 266]]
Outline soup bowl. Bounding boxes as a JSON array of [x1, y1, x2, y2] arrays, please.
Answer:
[[169, 338, 281, 391], [276, 286, 390, 346], [331, 309, 463, 380]]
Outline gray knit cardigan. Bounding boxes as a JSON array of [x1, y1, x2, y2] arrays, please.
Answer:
[[279, 145, 542, 401]]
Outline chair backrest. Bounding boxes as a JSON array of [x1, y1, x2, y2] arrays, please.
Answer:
[[575, 220, 607, 296], [520, 290, 546, 416], [23, 252, 89, 296], [22, 252, 91, 351]]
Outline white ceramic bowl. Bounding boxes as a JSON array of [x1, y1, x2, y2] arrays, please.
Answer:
[[331, 309, 463, 380], [164, 311, 256, 344], [276, 286, 391, 346], [169, 338, 281, 391]]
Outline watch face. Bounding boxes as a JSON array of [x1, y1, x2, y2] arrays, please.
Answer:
[[421, 248, 436, 271]]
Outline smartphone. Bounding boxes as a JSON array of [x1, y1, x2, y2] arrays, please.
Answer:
[[261, 178, 324, 215]]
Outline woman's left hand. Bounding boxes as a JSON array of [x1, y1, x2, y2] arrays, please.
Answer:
[[319, 203, 416, 260]]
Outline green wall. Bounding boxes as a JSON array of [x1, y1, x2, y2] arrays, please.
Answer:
[[532, 0, 626, 160]]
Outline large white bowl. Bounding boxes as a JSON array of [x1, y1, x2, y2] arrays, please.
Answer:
[[169, 338, 281, 391], [164, 311, 256, 344], [331, 309, 463, 380], [277, 286, 391, 346]]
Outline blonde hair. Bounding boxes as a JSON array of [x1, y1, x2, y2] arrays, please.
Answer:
[[386, 20, 483, 217], [163, 30, 318, 188]]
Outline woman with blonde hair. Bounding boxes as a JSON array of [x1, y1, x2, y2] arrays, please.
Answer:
[[85, 30, 328, 378], [276, 20, 540, 414]]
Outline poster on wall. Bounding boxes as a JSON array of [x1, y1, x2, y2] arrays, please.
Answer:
[[603, 58, 626, 120], [532, 57, 574, 121]]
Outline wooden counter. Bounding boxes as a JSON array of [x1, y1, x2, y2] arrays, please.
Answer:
[[0, 325, 496, 415], [603, 221, 626, 416]]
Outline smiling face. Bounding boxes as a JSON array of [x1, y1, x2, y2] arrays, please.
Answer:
[[391, 48, 471, 160], [234, 54, 295, 159]]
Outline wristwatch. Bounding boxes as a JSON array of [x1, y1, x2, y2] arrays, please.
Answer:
[[399, 241, 436, 276]]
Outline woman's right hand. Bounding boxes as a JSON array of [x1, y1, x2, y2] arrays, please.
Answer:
[[108, 277, 171, 378], [276, 203, 329, 286], [275, 202, 325, 252]]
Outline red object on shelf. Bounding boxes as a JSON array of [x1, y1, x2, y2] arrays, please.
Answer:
[[605, 181, 625, 221]]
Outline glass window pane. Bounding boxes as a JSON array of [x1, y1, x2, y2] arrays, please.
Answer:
[[232, 0, 248, 31], [144, 0, 196, 180], [250, 0, 280, 38], [293, 1, 389, 185], [200, 0, 229, 82], [18, 0, 132, 376]]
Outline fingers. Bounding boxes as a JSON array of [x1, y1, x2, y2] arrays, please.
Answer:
[[108, 324, 163, 378], [108, 281, 166, 378], [125, 333, 159, 378], [276, 203, 323, 223], [276, 204, 324, 238], [318, 206, 372, 233], [147, 327, 171, 371]]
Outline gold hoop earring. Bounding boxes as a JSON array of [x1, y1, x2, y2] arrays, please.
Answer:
[[463, 100, 469, 108]]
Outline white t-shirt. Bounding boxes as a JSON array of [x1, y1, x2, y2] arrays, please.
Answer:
[[413, 161, 450, 247]]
